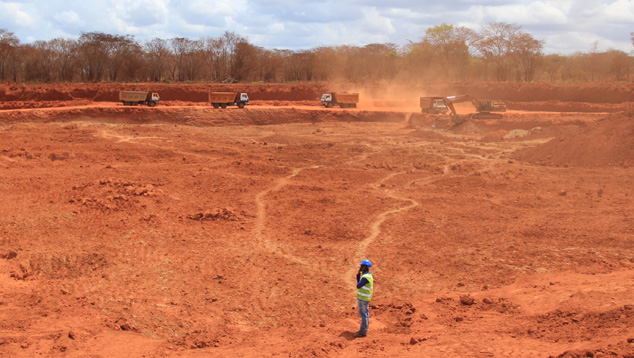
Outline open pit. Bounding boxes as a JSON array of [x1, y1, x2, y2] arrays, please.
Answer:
[[1, 82, 634, 357]]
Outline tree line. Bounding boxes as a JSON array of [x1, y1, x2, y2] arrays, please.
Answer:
[[0, 23, 632, 84]]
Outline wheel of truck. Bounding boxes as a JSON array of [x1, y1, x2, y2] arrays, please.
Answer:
[[221, 103, 227, 109], [212, 103, 220, 109], [148, 101, 156, 107], [238, 102, 245, 109], [326, 102, 332, 108], [352, 104, 357, 108]]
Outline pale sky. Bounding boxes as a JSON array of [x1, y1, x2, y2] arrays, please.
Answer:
[[1, 0, 633, 54]]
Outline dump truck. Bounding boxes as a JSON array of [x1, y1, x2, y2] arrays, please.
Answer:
[[420, 97, 449, 114], [321, 92, 359, 108], [119, 91, 160, 107], [209, 91, 249, 108]]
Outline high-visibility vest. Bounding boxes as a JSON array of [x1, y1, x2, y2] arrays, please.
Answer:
[[356, 272, 374, 302]]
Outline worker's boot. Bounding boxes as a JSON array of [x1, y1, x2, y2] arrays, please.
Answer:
[[353, 331, 366, 338]]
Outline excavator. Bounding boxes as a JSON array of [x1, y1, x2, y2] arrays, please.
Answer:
[[420, 95, 506, 123]]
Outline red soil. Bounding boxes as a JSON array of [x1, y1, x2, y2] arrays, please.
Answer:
[[1, 81, 633, 112], [513, 107, 634, 167], [1, 82, 634, 357]]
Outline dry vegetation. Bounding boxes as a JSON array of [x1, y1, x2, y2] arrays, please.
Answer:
[[0, 25, 632, 85]]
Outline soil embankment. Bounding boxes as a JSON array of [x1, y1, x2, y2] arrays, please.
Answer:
[[1, 82, 633, 112]]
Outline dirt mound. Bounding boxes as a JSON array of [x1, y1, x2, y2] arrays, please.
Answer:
[[513, 108, 634, 167], [448, 120, 484, 134]]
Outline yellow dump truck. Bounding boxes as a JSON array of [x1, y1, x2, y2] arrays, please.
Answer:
[[119, 91, 160, 107], [420, 97, 449, 114], [320, 92, 359, 108], [209, 91, 249, 109]]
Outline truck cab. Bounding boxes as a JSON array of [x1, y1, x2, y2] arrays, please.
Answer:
[[321, 93, 332, 107], [420, 96, 448, 114], [240, 93, 249, 104], [147, 92, 160, 107], [432, 99, 447, 111]]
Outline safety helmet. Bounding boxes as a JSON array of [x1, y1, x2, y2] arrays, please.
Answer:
[[360, 259, 372, 268]]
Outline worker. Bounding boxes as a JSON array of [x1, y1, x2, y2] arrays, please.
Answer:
[[354, 259, 374, 338]]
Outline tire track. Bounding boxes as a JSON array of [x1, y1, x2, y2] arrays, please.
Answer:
[[343, 139, 503, 283], [346, 171, 420, 283], [253, 166, 320, 266]]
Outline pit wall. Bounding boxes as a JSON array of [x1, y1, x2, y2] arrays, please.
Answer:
[[0, 82, 633, 104], [0, 107, 409, 126]]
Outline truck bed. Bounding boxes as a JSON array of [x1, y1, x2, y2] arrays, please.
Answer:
[[119, 91, 148, 102], [335, 93, 359, 104], [209, 92, 238, 103]]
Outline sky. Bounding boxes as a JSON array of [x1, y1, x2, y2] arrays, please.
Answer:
[[1, 0, 633, 54]]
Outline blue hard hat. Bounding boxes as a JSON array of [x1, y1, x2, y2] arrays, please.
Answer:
[[360, 259, 372, 267]]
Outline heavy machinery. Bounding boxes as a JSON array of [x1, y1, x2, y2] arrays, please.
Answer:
[[321, 92, 359, 108], [119, 91, 160, 107], [420, 94, 506, 123], [209, 91, 249, 109], [420, 97, 449, 114], [446, 95, 506, 122]]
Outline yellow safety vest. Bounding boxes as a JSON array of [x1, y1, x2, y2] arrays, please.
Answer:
[[356, 272, 374, 302]]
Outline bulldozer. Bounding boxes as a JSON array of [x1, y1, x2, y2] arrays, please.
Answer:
[[420, 95, 506, 123]]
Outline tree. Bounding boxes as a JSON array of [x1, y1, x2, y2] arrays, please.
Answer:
[[218, 31, 245, 82], [170, 37, 203, 81], [201, 36, 221, 81], [355, 43, 398, 81], [50, 38, 78, 82], [588, 40, 599, 81], [23, 41, 54, 82], [0, 29, 20, 81], [144, 38, 169, 82], [280, 49, 312, 81], [231, 41, 258, 81], [104, 34, 139, 81], [513, 31, 543, 82], [423, 24, 472, 80], [3, 27, 629, 84], [608, 50, 630, 81], [311, 46, 345, 81], [401, 40, 435, 81], [77, 32, 110, 82], [543, 54, 564, 82], [473, 22, 522, 81], [257, 49, 284, 82]]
